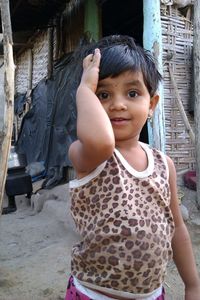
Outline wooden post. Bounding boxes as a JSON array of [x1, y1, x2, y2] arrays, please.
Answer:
[[84, 0, 101, 41], [0, 0, 15, 212], [143, 0, 165, 152], [193, 0, 200, 206]]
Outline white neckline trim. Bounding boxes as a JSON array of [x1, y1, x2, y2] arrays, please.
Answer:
[[69, 160, 107, 188], [114, 142, 154, 178], [69, 142, 154, 188]]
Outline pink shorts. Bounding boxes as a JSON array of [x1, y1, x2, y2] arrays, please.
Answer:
[[65, 276, 165, 300]]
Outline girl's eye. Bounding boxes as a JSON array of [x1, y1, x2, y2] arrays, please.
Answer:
[[128, 90, 138, 98], [97, 92, 109, 100]]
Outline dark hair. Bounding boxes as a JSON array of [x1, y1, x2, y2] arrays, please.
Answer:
[[74, 35, 162, 97]]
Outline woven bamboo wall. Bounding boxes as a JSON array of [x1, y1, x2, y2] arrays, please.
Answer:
[[15, 30, 48, 94], [32, 31, 48, 89], [161, 4, 195, 174], [15, 4, 84, 94], [15, 51, 30, 94]]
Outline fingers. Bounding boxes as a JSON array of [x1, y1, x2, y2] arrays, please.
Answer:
[[92, 48, 101, 66], [83, 54, 93, 68], [83, 48, 101, 69]]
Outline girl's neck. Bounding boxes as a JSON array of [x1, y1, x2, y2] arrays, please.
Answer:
[[115, 141, 148, 172], [115, 136, 140, 152]]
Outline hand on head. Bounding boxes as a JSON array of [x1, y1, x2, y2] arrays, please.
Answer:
[[80, 48, 101, 93]]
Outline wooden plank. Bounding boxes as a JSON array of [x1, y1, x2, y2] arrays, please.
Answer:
[[0, 0, 15, 212]]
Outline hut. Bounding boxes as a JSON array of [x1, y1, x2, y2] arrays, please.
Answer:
[[0, 0, 195, 187]]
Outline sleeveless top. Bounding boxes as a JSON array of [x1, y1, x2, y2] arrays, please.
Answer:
[[69, 142, 175, 296]]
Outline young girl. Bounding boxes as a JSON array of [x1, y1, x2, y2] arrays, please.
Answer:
[[66, 35, 200, 300]]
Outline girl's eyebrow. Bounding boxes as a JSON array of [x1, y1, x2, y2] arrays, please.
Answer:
[[125, 80, 144, 87], [97, 82, 111, 89]]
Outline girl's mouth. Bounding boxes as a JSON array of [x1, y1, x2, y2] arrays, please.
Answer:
[[110, 118, 129, 125]]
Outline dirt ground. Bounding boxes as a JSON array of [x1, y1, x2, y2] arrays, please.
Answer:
[[0, 181, 200, 300]]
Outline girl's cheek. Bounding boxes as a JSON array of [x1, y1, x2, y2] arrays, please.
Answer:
[[102, 104, 109, 113]]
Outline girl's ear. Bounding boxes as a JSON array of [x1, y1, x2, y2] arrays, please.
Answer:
[[149, 94, 159, 112]]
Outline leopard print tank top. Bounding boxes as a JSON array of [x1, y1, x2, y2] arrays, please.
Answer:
[[69, 142, 175, 295]]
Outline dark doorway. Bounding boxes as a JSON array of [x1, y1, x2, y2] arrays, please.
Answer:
[[101, 0, 148, 143]]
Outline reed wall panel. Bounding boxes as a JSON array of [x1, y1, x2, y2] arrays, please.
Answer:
[[161, 4, 195, 173]]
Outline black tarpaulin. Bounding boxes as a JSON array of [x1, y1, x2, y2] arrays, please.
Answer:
[[15, 37, 98, 188], [15, 52, 79, 188], [16, 80, 48, 163]]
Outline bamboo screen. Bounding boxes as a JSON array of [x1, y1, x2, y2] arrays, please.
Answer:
[[161, 4, 195, 174]]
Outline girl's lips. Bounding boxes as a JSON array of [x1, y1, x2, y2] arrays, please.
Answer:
[[110, 118, 129, 125]]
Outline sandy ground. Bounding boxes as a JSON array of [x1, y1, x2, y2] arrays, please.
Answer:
[[0, 181, 200, 300]]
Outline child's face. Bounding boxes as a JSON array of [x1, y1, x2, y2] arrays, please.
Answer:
[[96, 70, 159, 143]]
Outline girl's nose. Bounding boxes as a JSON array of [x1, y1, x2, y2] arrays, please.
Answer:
[[109, 97, 127, 111]]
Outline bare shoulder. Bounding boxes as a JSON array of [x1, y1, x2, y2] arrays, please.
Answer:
[[164, 154, 184, 224], [165, 155, 177, 180]]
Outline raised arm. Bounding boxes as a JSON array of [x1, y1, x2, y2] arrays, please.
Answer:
[[167, 156, 200, 299], [69, 49, 115, 177]]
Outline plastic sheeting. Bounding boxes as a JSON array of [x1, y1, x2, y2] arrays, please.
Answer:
[[15, 51, 81, 188], [15, 38, 105, 188], [16, 80, 48, 163]]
